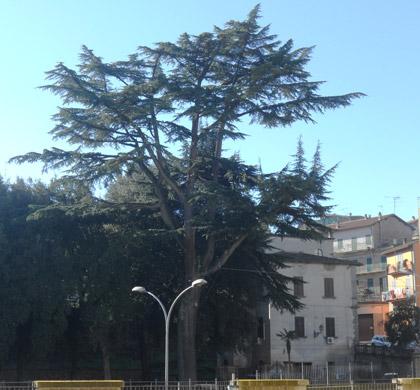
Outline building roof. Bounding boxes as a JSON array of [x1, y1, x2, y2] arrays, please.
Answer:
[[278, 251, 361, 266], [380, 240, 418, 255], [328, 214, 414, 231]]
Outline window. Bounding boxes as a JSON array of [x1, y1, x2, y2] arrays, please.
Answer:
[[337, 239, 343, 249], [295, 316, 305, 337], [366, 235, 372, 245], [326, 317, 335, 338], [324, 278, 334, 298], [351, 238, 357, 251], [366, 257, 372, 272], [392, 278, 396, 289], [293, 276, 304, 297], [381, 256, 387, 271], [379, 277, 387, 292], [367, 278, 374, 290]]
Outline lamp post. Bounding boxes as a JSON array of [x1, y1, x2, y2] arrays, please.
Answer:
[[132, 278, 207, 390]]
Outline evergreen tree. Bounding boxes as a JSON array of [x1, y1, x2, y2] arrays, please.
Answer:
[[11, 6, 363, 379], [385, 302, 420, 347]]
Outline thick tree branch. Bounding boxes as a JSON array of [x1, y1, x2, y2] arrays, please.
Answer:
[[203, 233, 248, 276]]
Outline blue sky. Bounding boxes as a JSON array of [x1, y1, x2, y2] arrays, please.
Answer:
[[1, 0, 420, 220]]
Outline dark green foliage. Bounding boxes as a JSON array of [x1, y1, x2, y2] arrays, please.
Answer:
[[0, 178, 72, 375], [385, 302, 420, 347], [10, 5, 363, 379]]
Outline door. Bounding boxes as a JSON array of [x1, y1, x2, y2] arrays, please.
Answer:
[[358, 314, 374, 341]]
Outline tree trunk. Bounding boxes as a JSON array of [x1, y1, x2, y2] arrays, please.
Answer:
[[101, 342, 112, 379], [177, 288, 201, 380]]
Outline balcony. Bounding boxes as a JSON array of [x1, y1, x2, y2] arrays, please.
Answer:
[[382, 287, 414, 302], [387, 261, 413, 277], [356, 263, 387, 275], [357, 286, 384, 303]]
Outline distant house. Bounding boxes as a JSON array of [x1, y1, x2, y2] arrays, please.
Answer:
[[329, 213, 414, 341], [267, 237, 359, 366], [382, 239, 419, 308]]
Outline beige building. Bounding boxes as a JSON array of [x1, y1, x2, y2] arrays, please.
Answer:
[[268, 238, 359, 365], [329, 214, 414, 340], [382, 240, 419, 307]]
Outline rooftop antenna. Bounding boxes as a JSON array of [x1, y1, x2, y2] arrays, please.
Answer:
[[386, 196, 400, 214]]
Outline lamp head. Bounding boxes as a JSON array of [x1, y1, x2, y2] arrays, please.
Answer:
[[191, 278, 207, 288], [132, 286, 147, 293]]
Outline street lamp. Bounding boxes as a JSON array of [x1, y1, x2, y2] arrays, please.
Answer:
[[132, 279, 207, 390]]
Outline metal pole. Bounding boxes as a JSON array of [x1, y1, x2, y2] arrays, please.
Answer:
[[144, 292, 168, 390], [137, 285, 197, 390], [326, 362, 329, 386], [166, 285, 196, 390]]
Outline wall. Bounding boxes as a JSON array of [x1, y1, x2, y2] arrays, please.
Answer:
[[269, 262, 357, 365], [377, 216, 413, 246], [358, 303, 389, 336], [333, 226, 373, 253]]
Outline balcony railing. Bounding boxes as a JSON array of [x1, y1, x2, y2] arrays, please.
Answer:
[[382, 287, 414, 302], [357, 286, 384, 302], [387, 261, 413, 276], [356, 263, 387, 274], [357, 286, 415, 303]]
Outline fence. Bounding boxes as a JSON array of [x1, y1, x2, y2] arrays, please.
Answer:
[[259, 362, 414, 384], [124, 381, 230, 390], [0, 377, 406, 390], [0, 380, 400, 390]]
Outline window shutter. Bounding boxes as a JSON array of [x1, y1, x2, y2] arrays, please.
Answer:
[[324, 278, 334, 297], [295, 317, 305, 337], [293, 277, 304, 297], [326, 317, 335, 338]]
